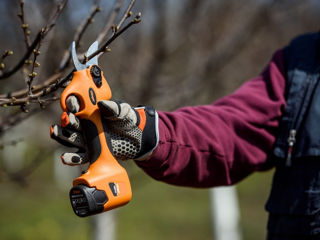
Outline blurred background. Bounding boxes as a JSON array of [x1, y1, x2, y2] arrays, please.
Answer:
[[0, 0, 319, 239]]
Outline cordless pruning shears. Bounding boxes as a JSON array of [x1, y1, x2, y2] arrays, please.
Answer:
[[58, 41, 132, 217]]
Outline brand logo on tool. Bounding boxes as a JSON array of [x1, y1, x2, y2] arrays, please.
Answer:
[[89, 88, 96, 105]]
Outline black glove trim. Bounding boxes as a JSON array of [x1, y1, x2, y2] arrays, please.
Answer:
[[136, 106, 159, 160]]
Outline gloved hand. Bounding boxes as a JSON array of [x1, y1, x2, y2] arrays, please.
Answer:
[[50, 99, 159, 165]]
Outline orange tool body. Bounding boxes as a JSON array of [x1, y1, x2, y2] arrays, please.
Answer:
[[60, 42, 132, 217]]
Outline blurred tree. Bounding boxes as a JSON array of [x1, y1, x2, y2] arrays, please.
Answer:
[[0, 0, 319, 239]]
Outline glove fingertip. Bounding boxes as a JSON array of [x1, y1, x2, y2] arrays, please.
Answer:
[[60, 154, 67, 165], [50, 124, 58, 138], [61, 153, 87, 166], [61, 112, 70, 128], [61, 112, 81, 131], [66, 95, 80, 113], [50, 125, 54, 137], [98, 100, 121, 119]]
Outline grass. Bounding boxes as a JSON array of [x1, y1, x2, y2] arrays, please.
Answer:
[[237, 170, 275, 240], [0, 152, 91, 240], [0, 152, 274, 240], [117, 167, 212, 240]]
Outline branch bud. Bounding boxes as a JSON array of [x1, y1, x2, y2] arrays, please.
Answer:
[[105, 47, 111, 52], [40, 103, 46, 109], [21, 104, 29, 113], [24, 59, 32, 65], [28, 72, 37, 77], [133, 12, 142, 24], [0, 63, 5, 70], [35, 61, 40, 67], [33, 49, 40, 55], [84, 54, 88, 63], [127, 11, 133, 18], [21, 23, 28, 29]]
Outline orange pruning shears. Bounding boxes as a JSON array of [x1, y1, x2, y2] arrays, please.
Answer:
[[59, 41, 132, 217]]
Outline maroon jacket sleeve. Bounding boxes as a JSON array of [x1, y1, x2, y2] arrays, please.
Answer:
[[136, 50, 287, 188]]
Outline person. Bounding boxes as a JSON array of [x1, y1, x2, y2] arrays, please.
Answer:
[[51, 32, 320, 239]]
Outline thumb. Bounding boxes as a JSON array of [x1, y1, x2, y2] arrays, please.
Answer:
[[98, 100, 121, 119], [98, 100, 138, 124]]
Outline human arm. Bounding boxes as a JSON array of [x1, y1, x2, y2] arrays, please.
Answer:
[[136, 50, 287, 188]]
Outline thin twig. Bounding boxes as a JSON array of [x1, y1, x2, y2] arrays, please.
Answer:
[[0, 108, 41, 136], [42, 0, 68, 35], [17, 0, 31, 48], [87, 13, 141, 62], [116, 0, 136, 31], [1, 50, 13, 60], [0, 50, 13, 71], [96, 0, 124, 44], [27, 0, 68, 95], [0, 0, 68, 81], [0, 138, 24, 150], [27, 40, 42, 96], [0, 148, 51, 186], [59, 4, 101, 71], [0, 32, 42, 80], [0, 73, 61, 100]]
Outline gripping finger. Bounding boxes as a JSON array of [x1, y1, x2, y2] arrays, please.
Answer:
[[61, 112, 81, 131], [50, 124, 85, 150], [98, 100, 121, 119], [61, 152, 88, 165], [98, 100, 137, 123]]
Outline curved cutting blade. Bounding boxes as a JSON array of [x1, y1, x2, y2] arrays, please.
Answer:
[[71, 41, 86, 71], [86, 41, 98, 67]]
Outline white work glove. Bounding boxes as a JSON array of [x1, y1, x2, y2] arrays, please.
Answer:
[[50, 99, 159, 165]]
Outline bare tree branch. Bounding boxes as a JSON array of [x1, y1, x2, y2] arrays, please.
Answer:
[[0, 0, 141, 123], [17, 0, 31, 48], [0, 148, 51, 186], [96, 0, 123, 44], [0, 108, 41, 136], [116, 0, 136, 31], [86, 12, 141, 63], [0, 32, 42, 79], [27, 0, 68, 95], [59, 4, 102, 71], [0, 0, 68, 80]]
